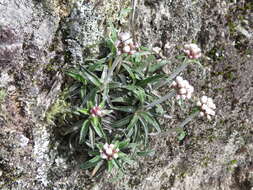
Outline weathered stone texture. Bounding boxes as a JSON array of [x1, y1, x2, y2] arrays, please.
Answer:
[[0, 0, 252, 189]]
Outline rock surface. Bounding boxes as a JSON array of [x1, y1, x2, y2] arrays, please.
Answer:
[[0, 0, 252, 189]]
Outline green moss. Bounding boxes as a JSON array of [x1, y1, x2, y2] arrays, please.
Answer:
[[45, 91, 70, 125]]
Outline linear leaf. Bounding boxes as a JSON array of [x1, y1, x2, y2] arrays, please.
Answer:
[[111, 115, 132, 128], [80, 155, 102, 169], [148, 60, 169, 73], [81, 68, 102, 87], [140, 112, 161, 133], [89, 128, 95, 149], [91, 117, 104, 138], [79, 120, 89, 144], [122, 63, 136, 81], [67, 71, 86, 83], [136, 74, 166, 87], [91, 160, 104, 177], [78, 108, 89, 115], [139, 117, 149, 146], [117, 140, 130, 149], [137, 150, 155, 157], [62, 120, 83, 135], [126, 114, 139, 138], [112, 106, 137, 113], [108, 160, 113, 172]]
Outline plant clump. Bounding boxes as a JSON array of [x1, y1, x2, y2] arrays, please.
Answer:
[[60, 26, 217, 176]]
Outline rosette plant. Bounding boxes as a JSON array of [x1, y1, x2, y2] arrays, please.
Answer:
[[61, 26, 216, 176]]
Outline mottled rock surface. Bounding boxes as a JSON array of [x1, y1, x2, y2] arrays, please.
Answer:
[[0, 0, 252, 189]]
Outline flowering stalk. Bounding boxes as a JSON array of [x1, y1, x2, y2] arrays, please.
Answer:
[[177, 110, 200, 129], [145, 90, 176, 110], [153, 58, 189, 90]]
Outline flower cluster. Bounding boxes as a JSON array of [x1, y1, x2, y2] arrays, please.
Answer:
[[172, 76, 194, 100], [100, 143, 119, 160], [115, 32, 138, 55], [90, 106, 103, 117], [197, 96, 216, 120], [183, 43, 201, 59]]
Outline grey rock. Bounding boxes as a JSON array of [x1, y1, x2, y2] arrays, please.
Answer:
[[0, 0, 252, 189]]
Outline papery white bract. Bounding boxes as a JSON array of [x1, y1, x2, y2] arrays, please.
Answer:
[[197, 96, 216, 120], [115, 32, 139, 55], [172, 76, 194, 100], [183, 43, 201, 59], [100, 143, 120, 160]]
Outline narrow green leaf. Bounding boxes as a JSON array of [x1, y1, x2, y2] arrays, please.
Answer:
[[117, 140, 130, 149], [79, 120, 89, 144], [122, 85, 146, 104], [89, 128, 95, 149], [111, 159, 124, 173], [81, 68, 102, 87], [140, 112, 161, 133], [132, 124, 138, 142], [137, 150, 155, 157], [91, 117, 104, 138], [78, 108, 89, 115], [118, 152, 134, 165], [67, 71, 86, 83], [122, 63, 136, 81], [111, 115, 132, 128], [139, 118, 149, 146], [81, 88, 97, 107], [108, 160, 113, 172], [101, 65, 108, 82], [136, 74, 166, 87], [112, 106, 137, 113], [80, 156, 102, 169], [148, 60, 169, 73], [91, 160, 104, 177], [126, 114, 139, 138]]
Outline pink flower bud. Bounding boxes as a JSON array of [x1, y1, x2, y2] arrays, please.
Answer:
[[90, 106, 103, 117]]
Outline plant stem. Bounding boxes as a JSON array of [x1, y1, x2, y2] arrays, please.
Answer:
[[177, 110, 200, 129], [145, 90, 176, 110], [149, 110, 200, 137], [154, 58, 189, 90]]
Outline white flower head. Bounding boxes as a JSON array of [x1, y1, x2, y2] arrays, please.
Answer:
[[100, 143, 120, 160], [172, 77, 194, 100], [183, 43, 201, 59], [116, 32, 138, 55], [198, 96, 216, 120]]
